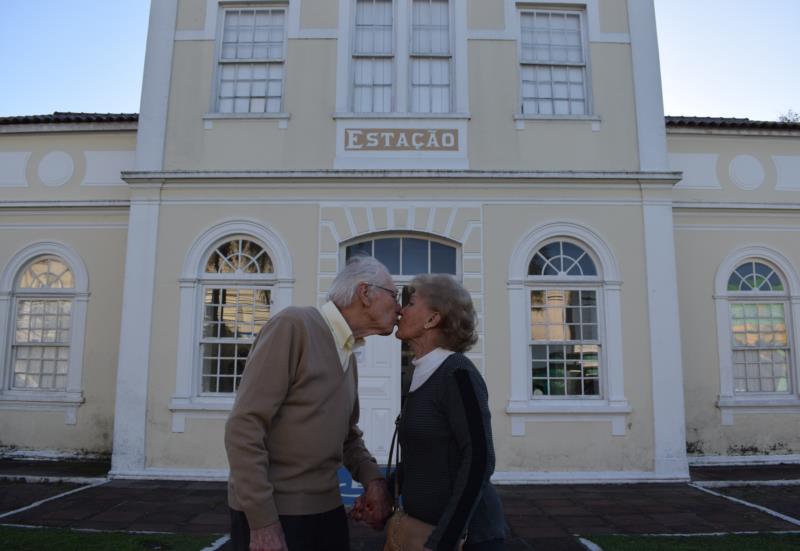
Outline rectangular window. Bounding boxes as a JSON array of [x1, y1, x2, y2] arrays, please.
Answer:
[[730, 302, 791, 393], [519, 10, 587, 116], [410, 0, 451, 113], [12, 299, 71, 390], [530, 289, 600, 397], [200, 287, 270, 393], [353, 0, 394, 112], [217, 8, 286, 114]]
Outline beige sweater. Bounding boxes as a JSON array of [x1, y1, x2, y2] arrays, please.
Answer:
[[224, 306, 382, 529]]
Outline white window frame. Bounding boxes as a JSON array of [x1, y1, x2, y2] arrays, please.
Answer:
[[170, 220, 293, 432], [714, 246, 800, 425], [338, 0, 467, 117], [0, 242, 88, 425], [210, 3, 290, 119], [507, 222, 629, 436], [515, 6, 594, 120]]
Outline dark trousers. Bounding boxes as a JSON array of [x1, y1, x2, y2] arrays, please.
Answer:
[[464, 539, 505, 551], [230, 506, 350, 551]]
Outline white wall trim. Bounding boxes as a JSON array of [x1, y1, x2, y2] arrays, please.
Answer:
[[713, 246, 800, 425], [491, 470, 688, 484], [689, 454, 800, 467], [0, 242, 89, 424], [642, 203, 688, 477], [171, 220, 294, 431], [506, 221, 629, 436], [110, 186, 163, 473], [136, 0, 178, 171], [627, 0, 668, 172]]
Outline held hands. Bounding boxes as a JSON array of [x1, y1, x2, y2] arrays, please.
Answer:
[[348, 478, 392, 530], [249, 522, 288, 551]]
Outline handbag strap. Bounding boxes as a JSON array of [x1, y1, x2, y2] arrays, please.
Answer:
[[386, 399, 408, 510]]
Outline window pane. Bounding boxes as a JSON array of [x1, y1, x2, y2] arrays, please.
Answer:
[[430, 241, 457, 274], [346, 241, 373, 261], [402, 238, 429, 275], [374, 238, 401, 274]]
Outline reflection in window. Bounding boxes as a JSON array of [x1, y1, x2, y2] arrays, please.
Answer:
[[728, 261, 784, 292], [206, 239, 273, 274], [527, 240, 601, 398], [530, 290, 599, 396], [12, 257, 74, 390], [200, 237, 274, 394], [201, 287, 271, 393], [345, 236, 457, 275], [529, 240, 596, 276], [728, 261, 791, 394]]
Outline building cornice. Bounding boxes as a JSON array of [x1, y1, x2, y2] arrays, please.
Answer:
[[122, 170, 681, 185]]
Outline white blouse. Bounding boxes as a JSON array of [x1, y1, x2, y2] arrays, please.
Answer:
[[409, 347, 455, 392]]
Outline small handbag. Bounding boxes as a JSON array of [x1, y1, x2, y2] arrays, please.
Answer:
[[383, 412, 465, 551]]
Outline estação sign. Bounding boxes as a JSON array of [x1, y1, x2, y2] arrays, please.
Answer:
[[344, 128, 459, 151]]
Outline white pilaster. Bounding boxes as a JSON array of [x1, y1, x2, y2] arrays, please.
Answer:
[[628, 0, 668, 172], [135, 0, 178, 171], [642, 201, 688, 477], [110, 184, 162, 474]]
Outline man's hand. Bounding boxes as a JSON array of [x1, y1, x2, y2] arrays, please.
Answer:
[[362, 478, 392, 530], [249, 522, 288, 551]]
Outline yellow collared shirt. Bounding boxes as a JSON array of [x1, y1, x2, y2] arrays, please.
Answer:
[[318, 301, 364, 371]]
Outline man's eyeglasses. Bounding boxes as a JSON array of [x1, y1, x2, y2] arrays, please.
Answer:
[[369, 284, 400, 303]]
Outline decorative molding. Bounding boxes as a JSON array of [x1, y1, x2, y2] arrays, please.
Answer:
[[628, 0, 669, 172], [729, 155, 765, 191], [641, 203, 689, 477], [135, 0, 178, 171], [669, 153, 721, 190], [111, 189, 163, 473], [82, 151, 135, 186], [0, 152, 31, 187], [688, 454, 800, 467]]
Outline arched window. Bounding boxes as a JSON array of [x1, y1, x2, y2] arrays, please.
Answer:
[[11, 257, 75, 390], [714, 247, 800, 425], [0, 242, 88, 424], [199, 238, 274, 394], [171, 220, 293, 432], [345, 235, 457, 276], [726, 260, 790, 394], [527, 240, 600, 397], [508, 223, 629, 437]]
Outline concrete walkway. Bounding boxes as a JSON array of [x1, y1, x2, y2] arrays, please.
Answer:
[[1, 460, 800, 550]]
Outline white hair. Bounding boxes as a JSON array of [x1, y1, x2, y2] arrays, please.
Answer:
[[327, 255, 390, 307]]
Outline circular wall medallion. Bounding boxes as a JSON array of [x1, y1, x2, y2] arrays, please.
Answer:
[[38, 151, 74, 187], [729, 155, 764, 190]]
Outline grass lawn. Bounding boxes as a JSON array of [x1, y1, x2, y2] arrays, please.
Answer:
[[587, 533, 800, 551], [0, 525, 220, 551]]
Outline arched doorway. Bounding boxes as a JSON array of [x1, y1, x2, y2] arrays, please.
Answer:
[[342, 233, 459, 462]]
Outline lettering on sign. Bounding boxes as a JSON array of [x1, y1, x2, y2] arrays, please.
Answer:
[[344, 129, 459, 151]]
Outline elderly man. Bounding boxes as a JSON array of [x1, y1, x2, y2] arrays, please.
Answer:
[[225, 255, 398, 551]]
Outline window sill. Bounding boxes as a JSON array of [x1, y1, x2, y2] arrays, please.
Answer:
[[169, 397, 234, 433], [202, 113, 290, 129], [718, 395, 800, 425], [513, 114, 602, 131], [506, 399, 631, 436], [0, 391, 84, 425], [333, 112, 471, 120]]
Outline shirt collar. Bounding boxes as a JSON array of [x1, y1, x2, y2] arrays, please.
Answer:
[[319, 301, 363, 353], [409, 347, 454, 392]]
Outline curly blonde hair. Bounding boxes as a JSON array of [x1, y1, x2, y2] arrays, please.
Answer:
[[408, 274, 478, 353]]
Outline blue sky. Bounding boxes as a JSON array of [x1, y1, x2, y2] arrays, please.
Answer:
[[0, 1, 797, 120]]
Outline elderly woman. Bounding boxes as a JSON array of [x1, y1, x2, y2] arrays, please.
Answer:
[[393, 274, 506, 551]]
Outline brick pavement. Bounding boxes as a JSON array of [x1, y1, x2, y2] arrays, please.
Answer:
[[1, 461, 799, 550]]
